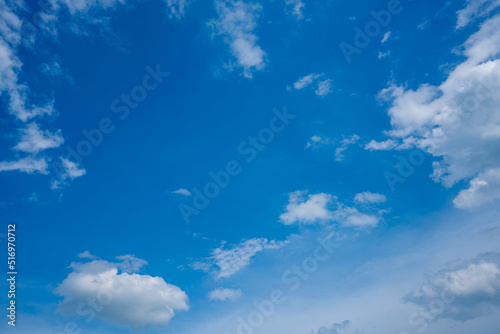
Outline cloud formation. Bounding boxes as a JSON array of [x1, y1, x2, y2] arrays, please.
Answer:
[[193, 238, 288, 278], [370, 11, 500, 210], [54, 255, 189, 329], [210, 0, 266, 78], [208, 287, 243, 301], [405, 252, 500, 321], [279, 190, 385, 227]]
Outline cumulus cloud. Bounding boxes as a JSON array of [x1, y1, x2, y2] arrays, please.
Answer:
[[209, 0, 266, 78], [78, 250, 97, 259], [404, 252, 500, 321], [279, 190, 384, 227], [51, 158, 86, 188], [208, 287, 242, 301], [368, 11, 500, 209], [354, 192, 387, 204], [193, 238, 288, 279], [285, 0, 305, 20], [54, 255, 189, 329], [453, 168, 500, 210]]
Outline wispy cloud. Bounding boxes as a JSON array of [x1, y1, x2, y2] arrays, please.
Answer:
[[209, 0, 266, 78]]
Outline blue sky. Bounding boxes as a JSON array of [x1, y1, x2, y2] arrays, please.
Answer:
[[1, 0, 500, 333]]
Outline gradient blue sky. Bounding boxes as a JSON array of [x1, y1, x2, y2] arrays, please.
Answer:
[[1, 0, 500, 333]]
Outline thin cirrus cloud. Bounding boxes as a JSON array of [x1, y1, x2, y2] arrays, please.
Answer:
[[354, 192, 387, 204], [367, 7, 500, 210], [209, 0, 266, 78], [54, 255, 189, 330], [208, 287, 243, 301], [192, 237, 289, 279], [291, 73, 333, 96], [279, 190, 385, 227], [285, 0, 305, 20]]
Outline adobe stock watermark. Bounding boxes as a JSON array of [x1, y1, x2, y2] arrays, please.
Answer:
[[398, 287, 456, 334], [50, 64, 169, 186], [339, 0, 407, 63], [178, 107, 296, 224], [384, 150, 426, 192], [225, 235, 338, 334]]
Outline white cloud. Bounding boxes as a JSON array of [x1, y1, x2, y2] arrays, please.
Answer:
[[50, 0, 128, 15], [381, 31, 391, 43], [354, 192, 387, 204], [172, 188, 191, 196], [0, 156, 49, 174], [193, 238, 288, 279], [371, 13, 500, 209], [364, 139, 398, 151], [54, 255, 189, 329], [294, 73, 320, 90], [208, 287, 242, 301], [210, 0, 266, 78], [405, 252, 500, 321], [335, 134, 359, 161], [165, 0, 189, 19], [285, 0, 305, 20], [377, 50, 391, 59], [279, 191, 334, 225], [279, 190, 383, 227], [315, 79, 333, 96], [78, 250, 97, 259], [51, 158, 86, 188], [14, 123, 64, 154], [456, 0, 500, 28], [453, 168, 500, 210]]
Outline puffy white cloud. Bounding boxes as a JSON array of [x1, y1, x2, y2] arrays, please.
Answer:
[[279, 190, 384, 227], [14, 123, 64, 154], [453, 168, 500, 210], [456, 0, 500, 28], [370, 12, 500, 209], [210, 0, 266, 78], [0, 156, 49, 174], [279, 191, 334, 225], [285, 0, 305, 20], [208, 287, 242, 301], [354, 192, 387, 204], [54, 255, 189, 329], [172, 188, 191, 196], [405, 252, 500, 321], [193, 238, 288, 279]]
